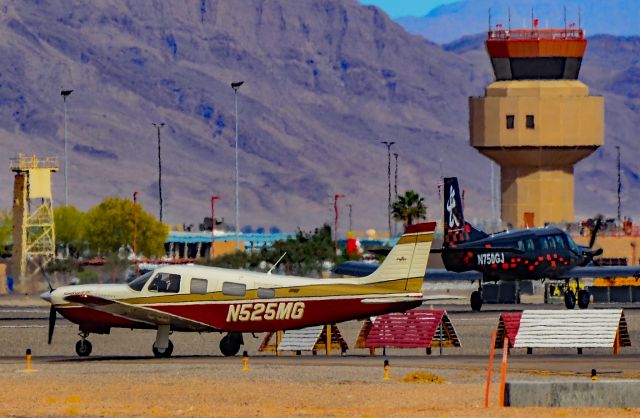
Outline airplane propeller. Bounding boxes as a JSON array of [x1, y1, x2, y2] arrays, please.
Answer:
[[38, 261, 57, 345], [578, 215, 604, 266]]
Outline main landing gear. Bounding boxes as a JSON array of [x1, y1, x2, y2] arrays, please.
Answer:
[[153, 324, 174, 358], [220, 332, 244, 356], [470, 282, 483, 312], [75, 332, 92, 357], [563, 279, 591, 309]]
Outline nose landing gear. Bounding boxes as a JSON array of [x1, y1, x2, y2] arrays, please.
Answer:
[[75, 332, 92, 357]]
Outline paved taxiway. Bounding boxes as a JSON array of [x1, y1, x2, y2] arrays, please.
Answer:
[[1, 299, 639, 416]]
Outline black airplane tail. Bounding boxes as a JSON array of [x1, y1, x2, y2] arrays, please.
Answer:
[[443, 177, 487, 247]]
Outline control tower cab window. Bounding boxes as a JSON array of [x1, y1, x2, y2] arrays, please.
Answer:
[[149, 273, 181, 293], [526, 115, 535, 129], [506, 115, 515, 129]]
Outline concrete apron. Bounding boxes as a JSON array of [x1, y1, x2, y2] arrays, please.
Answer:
[[505, 380, 640, 407]]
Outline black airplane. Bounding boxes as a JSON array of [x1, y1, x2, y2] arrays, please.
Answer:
[[335, 177, 640, 311]]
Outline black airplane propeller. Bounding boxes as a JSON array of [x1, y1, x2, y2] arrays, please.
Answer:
[[39, 261, 57, 344]]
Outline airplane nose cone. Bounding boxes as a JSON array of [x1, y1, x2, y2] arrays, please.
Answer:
[[40, 290, 52, 303]]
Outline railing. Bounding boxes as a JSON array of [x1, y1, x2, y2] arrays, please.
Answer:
[[10, 154, 59, 171], [488, 28, 584, 41]]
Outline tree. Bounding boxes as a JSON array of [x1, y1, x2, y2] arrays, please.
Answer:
[[54, 205, 87, 256], [0, 209, 11, 252], [392, 190, 427, 227], [84, 197, 167, 256]]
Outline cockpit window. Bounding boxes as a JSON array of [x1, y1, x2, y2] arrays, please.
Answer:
[[148, 273, 181, 293], [128, 271, 153, 291]]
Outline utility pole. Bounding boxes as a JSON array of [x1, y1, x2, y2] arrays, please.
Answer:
[[616, 145, 621, 222], [211, 195, 220, 259], [334, 194, 346, 253], [393, 152, 399, 236], [61, 89, 73, 206], [152, 123, 165, 222], [133, 191, 139, 277], [381, 141, 395, 239], [231, 81, 244, 250]]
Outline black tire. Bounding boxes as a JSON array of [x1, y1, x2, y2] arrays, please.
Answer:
[[152, 340, 174, 358], [220, 334, 241, 357], [470, 291, 483, 312], [75, 339, 92, 357], [577, 290, 590, 309], [564, 290, 576, 309]]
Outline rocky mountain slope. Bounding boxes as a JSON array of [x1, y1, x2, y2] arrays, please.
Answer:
[[0, 0, 637, 233]]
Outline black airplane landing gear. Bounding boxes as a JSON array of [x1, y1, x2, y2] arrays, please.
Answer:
[[564, 290, 576, 309], [75, 332, 92, 357], [577, 289, 591, 309], [470, 290, 483, 312], [152, 340, 174, 358], [220, 332, 243, 356]]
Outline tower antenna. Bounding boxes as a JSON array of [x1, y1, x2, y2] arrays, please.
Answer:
[[488, 8, 491, 32]]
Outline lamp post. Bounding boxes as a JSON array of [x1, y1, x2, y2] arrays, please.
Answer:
[[61, 89, 73, 206], [616, 145, 621, 222], [211, 195, 220, 259], [152, 123, 165, 222], [334, 194, 346, 253], [133, 191, 139, 277], [231, 80, 244, 251], [381, 141, 395, 239], [348, 203, 353, 232], [393, 152, 399, 236]]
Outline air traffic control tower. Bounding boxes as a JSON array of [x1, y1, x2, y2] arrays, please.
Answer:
[[470, 26, 603, 228]]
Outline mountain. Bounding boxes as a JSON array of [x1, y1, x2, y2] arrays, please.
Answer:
[[398, 0, 640, 45], [444, 33, 640, 219], [0, 0, 490, 232], [0, 0, 637, 234]]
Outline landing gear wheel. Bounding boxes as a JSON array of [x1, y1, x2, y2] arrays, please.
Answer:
[[564, 290, 576, 310], [470, 291, 483, 312], [220, 334, 241, 357], [152, 340, 174, 358], [577, 290, 590, 309], [75, 339, 92, 357]]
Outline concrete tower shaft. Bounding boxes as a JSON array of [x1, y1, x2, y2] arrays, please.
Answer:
[[470, 28, 603, 228]]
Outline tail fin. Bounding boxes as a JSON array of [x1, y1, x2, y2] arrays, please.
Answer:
[[443, 177, 487, 246], [357, 222, 436, 291]]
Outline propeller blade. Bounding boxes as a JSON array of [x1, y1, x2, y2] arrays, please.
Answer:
[[589, 216, 603, 248], [48, 305, 56, 345]]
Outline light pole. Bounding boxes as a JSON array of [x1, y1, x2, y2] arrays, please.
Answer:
[[393, 152, 399, 236], [133, 191, 139, 277], [61, 89, 73, 206], [348, 203, 353, 232], [152, 123, 165, 222], [334, 194, 346, 253], [381, 141, 395, 239], [211, 195, 220, 259], [616, 145, 621, 222], [231, 80, 244, 251]]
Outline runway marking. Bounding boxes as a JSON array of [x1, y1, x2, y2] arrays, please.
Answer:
[[0, 309, 49, 314], [0, 325, 72, 329]]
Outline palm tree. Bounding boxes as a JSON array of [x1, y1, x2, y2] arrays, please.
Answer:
[[392, 190, 427, 227]]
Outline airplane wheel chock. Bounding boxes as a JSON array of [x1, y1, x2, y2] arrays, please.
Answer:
[[577, 290, 590, 309], [220, 333, 242, 357], [152, 340, 174, 358], [564, 290, 576, 310], [75, 339, 92, 357]]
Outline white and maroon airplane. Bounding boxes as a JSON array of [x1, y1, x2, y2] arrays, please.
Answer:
[[42, 222, 442, 358]]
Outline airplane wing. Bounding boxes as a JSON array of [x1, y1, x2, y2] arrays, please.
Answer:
[[556, 265, 640, 279], [64, 294, 214, 331], [333, 261, 483, 281]]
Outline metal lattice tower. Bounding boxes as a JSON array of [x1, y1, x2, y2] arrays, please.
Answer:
[[10, 154, 58, 294]]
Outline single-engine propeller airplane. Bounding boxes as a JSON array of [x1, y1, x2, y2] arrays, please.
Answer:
[[42, 222, 447, 358], [335, 177, 640, 312]]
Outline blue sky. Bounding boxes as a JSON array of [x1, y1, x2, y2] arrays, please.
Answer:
[[358, 0, 458, 18]]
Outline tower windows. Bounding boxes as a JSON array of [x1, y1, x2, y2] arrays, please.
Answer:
[[506, 115, 515, 129], [526, 115, 535, 129]]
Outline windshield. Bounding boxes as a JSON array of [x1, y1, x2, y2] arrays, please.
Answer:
[[127, 271, 154, 291]]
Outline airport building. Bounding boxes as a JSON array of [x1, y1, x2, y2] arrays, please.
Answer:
[[470, 26, 603, 228]]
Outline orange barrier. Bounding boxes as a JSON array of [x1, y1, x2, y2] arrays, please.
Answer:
[[499, 336, 509, 407], [484, 330, 498, 408]]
